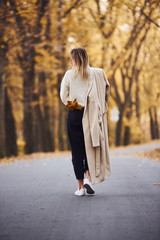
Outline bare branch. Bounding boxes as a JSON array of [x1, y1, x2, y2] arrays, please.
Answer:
[[120, 68, 125, 97], [62, 0, 81, 18], [123, 1, 160, 28], [95, 0, 101, 15], [140, 9, 160, 28]]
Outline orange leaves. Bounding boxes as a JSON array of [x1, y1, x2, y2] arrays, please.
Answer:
[[65, 98, 83, 110]]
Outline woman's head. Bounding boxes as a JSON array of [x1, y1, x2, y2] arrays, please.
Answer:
[[70, 47, 89, 80]]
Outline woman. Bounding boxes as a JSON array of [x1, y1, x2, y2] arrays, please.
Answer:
[[60, 47, 111, 196]]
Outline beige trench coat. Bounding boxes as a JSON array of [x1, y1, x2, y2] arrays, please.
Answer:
[[82, 67, 111, 184]]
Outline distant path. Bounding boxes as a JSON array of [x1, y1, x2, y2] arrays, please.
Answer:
[[110, 140, 160, 156], [0, 142, 160, 240]]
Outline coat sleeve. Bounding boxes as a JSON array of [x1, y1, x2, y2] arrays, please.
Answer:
[[60, 71, 70, 105], [101, 69, 110, 107]]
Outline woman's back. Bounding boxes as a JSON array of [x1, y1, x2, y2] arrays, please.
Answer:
[[60, 68, 90, 107]]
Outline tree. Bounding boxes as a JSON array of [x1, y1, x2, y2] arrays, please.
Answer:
[[8, 0, 54, 153], [0, 0, 17, 157]]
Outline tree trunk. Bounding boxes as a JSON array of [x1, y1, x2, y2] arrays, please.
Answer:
[[23, 68, 34, 154], [123, 99, 132, 145], [0, 74, 6, 158], [115, 110, 124, 146], [58, 75, 68, 150], [149, 107, 156, 139], [32, 91, 44, 152], [0, 0, 6, 157], [123, 126, 130, 146], [135, 71, 140, 120], [5, 87, 17, 156], [149, 106, 159, 139], [0, 1, 17, 157], [38, 71, 54, 151], [44, 103, 54, 151], [56, 0, 68, 150], [154, 107, 159, 139], [58, 102, 68, 150]]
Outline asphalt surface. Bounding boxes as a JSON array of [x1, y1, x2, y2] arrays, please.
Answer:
[[0, 142, 160, 240]]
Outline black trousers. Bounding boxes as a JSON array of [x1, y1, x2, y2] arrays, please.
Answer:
[[67, 108, 89, 179]]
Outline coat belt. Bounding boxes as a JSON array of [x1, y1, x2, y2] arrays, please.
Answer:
[[96, 110, 107, 177], [98, 110, 108, 124]]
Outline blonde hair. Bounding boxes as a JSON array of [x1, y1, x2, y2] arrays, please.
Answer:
[[70, 47, 89, 80]]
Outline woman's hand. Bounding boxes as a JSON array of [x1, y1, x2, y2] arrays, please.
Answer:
[[66, 99, 83, 110]]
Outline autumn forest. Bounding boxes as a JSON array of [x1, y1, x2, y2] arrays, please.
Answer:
[[0, 0, 160, 158]]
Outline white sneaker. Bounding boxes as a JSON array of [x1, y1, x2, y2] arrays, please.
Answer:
[[74, 188, 85, 196], [84, 178, 95, 194]]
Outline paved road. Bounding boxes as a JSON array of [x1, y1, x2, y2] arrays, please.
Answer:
[[110, 141, 160, 156], [0, 142, 160, 240]]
